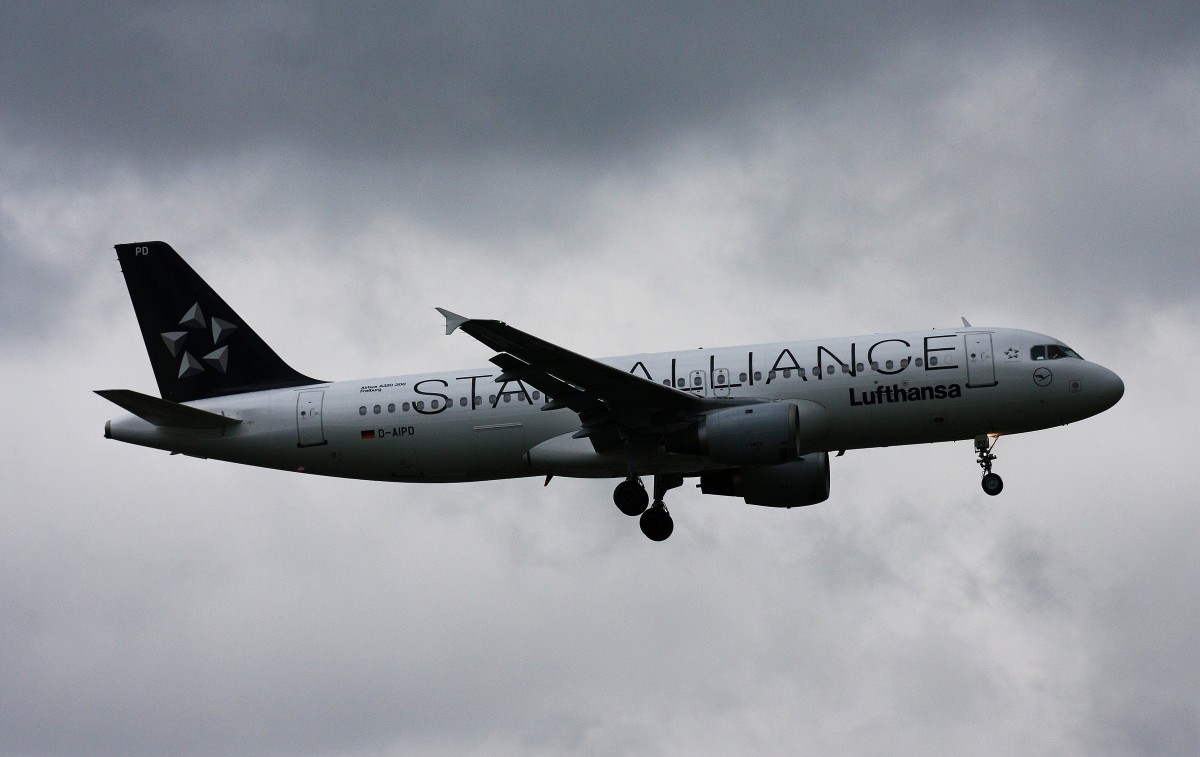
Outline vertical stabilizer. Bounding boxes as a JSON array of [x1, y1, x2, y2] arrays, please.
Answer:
[[114, 241, 322, 401]]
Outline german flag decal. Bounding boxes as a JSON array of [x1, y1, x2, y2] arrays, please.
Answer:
[[361, 429, 377, 440]]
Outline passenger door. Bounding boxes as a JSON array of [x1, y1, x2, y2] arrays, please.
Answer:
[[964, 333, 997, 388]]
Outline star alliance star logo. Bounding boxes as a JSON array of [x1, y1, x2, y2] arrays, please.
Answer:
[[1004, 348, 1019, 360], [160, 303, 237, 378]]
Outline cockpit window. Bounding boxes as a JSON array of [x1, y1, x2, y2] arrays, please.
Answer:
[[1031, 344, 1083, 360]]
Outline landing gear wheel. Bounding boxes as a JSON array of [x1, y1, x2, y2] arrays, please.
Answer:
[[639, 503, 674, 541], [613, 478, 649, 516], [981, 473, 1004, 496]]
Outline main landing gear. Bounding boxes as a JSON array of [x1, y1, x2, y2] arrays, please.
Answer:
[[613, 478, 649, 516], [613, 474, 683, 541], [975, 434, 1003, 496]]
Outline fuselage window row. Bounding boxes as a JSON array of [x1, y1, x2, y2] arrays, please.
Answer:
[[647, 358, 945, 391], [357, 390, 547, 418]]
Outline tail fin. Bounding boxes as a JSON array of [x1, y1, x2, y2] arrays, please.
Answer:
[[114, 241, 323, 402]]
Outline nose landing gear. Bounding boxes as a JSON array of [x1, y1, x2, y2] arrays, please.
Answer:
[[975, 434, 1003, 496]]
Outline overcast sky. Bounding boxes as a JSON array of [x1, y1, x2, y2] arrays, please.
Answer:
[[2, 3, 1198, 755]]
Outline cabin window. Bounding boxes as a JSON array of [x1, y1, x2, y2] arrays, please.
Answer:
[[841, 365, 850, 374], [402, 402, 411, 412], [663, 380, 671, 386], [753, 371, 762, 381], [489, 395, 497, 404], [798, 368, 806, 378], [693, 376, 702, 387], [532, 391, 541, 400], [915, 358, 923, 368], [431, 400, 440, 409], [677, 378, 686, 388], [388, 403, 395, 413], [929, 357, 938, 367], [885, 360, 894, 370], [856, 363, 864, 372], [782, 369, 791, 379], [827, 365, 835, 375], [768, 370, 776, 381], [373, 405, 381, 414], [415, 401, 424, 410], [359, 406, 367, 416], [475, 396, 482, 405], [739, 372, 748, 382]]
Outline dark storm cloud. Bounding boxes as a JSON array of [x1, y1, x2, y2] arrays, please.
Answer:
[[3, 1, 1197, 301], [4, 2, 871, 163], [2, 2, 1191, 166]]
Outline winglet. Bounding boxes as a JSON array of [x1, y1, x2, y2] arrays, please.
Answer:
[[436, 307, 470, 335], [961, 317, 972, 327]]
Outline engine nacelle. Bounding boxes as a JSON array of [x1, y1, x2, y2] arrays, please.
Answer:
[[699, 452, 831, 508], [665, 400, 829, 466]]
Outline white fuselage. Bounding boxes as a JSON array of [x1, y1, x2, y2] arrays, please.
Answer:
[[105, 326, 1124, 483]]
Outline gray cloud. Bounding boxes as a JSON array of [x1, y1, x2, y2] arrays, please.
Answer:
[[2, 3, 1198, 755], [2, 3, 1193, 163]]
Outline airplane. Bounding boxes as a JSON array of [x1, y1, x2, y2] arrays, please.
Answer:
[[98, 241, 1125, 541]]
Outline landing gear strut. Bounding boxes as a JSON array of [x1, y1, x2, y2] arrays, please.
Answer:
[[975, 434, 1003, 496], [639, 474, 682, 541]]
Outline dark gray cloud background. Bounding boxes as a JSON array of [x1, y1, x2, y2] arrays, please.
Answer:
[[2, 3, 1197, 756]]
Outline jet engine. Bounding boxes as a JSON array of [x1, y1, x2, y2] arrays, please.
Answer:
[[699, 452, 831, 508], [664, 400, 830, 466]]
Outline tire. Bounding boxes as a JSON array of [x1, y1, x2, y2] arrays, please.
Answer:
[[639, 505, 674, 541], [614, 479, 649, 516]]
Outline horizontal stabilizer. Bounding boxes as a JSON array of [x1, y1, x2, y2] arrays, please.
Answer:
[[95, 389, 242, 429]]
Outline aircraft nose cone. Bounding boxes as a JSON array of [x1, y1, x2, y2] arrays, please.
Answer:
[[1098, 366, 1124, 410]]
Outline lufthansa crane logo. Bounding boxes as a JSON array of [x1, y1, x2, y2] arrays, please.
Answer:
[[1033, 367, 1053, 387], [160, 303, 238, 379]]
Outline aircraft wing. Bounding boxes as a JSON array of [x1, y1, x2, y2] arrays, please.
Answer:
[[437, 308, 753, 449]]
